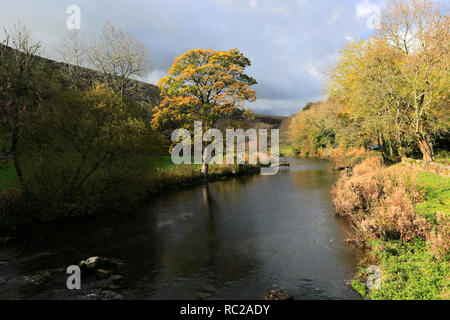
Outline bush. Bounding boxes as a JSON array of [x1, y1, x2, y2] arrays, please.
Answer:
[[0, 186, 29, 228], [332, 157, 429, 243], [333, 156, 449, 300]]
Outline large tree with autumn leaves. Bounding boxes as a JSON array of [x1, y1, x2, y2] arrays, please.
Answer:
[[152, 48, 257, 176], [328, 0, 449, 162]]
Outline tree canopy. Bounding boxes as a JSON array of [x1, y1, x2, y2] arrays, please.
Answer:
[[326, 0, 449, 162], [152, 48, 257, 132]]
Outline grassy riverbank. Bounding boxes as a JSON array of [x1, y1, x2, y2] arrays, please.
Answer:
[[330, 153, 449, 300], [0, 157, 260, 230]]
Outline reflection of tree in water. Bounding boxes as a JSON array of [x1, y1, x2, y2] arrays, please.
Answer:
[[195, 183, 262, 296], [202, 183, 218, 261], [147, 181, 262, 298]]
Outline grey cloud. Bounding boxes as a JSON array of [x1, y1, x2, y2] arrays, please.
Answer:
[[0, 0, 382, 115]]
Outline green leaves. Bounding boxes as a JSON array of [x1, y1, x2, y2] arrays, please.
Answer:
[[369, 240, 449, 300]]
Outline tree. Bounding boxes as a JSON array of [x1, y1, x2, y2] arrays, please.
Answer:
[[377, 0, 449, 161], [288, 102, 341, 157], [88, 22, 149, 100], [329, 39, 409, 162], [152, 48, 257, 177], [60, 31, 87, 90], [22, 84, 158, 213], [0, 24, 41, 192], [328, 0, 449, 162]]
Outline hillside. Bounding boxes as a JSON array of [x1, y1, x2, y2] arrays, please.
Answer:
[[1, 44, 287, 131], [0, 43, 161, 106]]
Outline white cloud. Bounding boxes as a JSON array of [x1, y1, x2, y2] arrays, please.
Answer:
[[356, 0, 376, 17], [305, 62, 323, 80], [328, 9, 341, 25], [143, 70, 167, 85], [346, 36, 355, 42], [264, 25, 290, 46]]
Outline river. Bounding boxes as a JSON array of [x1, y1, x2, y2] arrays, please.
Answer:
[[0, 158, 361, 300]]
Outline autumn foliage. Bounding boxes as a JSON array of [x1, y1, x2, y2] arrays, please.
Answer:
[[152, 48, 257, 132], [288, 1, 449, 163], [332, 156, 449, 259]]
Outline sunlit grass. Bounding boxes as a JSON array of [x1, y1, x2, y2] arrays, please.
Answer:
[[280, 145, 297, 157], [415, 172, 450, 220], [354, 240, 449, 300]]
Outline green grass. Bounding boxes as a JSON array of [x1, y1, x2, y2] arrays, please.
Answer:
[[368, 240, 449, 300], [280, 145, 297, 157], [148, 156, 204, 171], [0, 156, 189, 191], [148, 156, 176, 169], [352, 240, 449, 300], [352, 169, 450, 300], [0, 161, 17, 191], [415, 172, 450, 220]]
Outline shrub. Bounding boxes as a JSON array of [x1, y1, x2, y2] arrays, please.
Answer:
[[332, 157, 384, 219], [332, 157, 428, 243], [373, 187, 428, 241], [333, 156, 449, 300], [428, 212, 450, 259], [0, 186, 29, 228]]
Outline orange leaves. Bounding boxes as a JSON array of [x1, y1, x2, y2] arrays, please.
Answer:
[[154, 48, 257, 130]]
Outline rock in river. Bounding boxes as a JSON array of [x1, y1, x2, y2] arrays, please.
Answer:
[[101, 290, 124, 300], [79, 257, 127, 278], [262, 289, 294, 300]]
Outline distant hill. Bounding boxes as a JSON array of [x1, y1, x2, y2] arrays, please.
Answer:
[[1, 44, 289, 134], [0, 43, 161, 106], [253, 114, 287, 130]]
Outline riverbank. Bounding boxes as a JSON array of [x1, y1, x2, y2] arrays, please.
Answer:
[[0, 157, 261, 231], [330, 154, 449, 300], [0, 158, 361, 300]]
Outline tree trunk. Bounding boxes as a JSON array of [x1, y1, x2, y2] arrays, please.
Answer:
[[377, 131, 389, 163], [418, 136, 434, 162], [201, 159, 209, 181], [201, 141, 212, 182]]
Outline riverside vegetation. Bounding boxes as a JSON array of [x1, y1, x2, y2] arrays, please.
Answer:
[[334, 155, 449, 299], [0, 0, 448, 301], [0, 23, 261, 230], [286, 0, 449, 300]]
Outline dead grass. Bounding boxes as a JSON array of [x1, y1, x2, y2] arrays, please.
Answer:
[[332, 157, 432, 245], [428, 211, 450, 258]]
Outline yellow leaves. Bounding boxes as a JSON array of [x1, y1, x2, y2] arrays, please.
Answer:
[[155, 48, 257, 129]]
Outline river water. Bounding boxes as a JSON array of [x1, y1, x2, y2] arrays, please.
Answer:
[[0, 158, 361, 300]]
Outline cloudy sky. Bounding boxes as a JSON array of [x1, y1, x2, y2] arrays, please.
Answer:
[[0, 0, 386, 116]]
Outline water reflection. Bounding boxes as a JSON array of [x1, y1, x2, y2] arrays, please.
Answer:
[[0, 158, 361, 300]]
